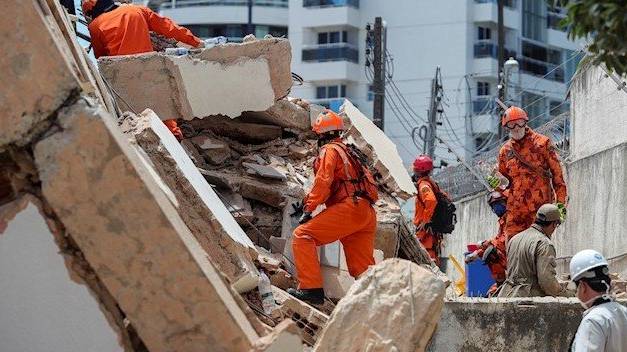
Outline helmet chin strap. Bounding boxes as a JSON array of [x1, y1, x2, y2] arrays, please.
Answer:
[[580, 280, 613, 309]]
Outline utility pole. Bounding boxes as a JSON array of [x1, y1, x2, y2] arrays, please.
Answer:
[[497, 0, 505, 139], [247, 0, 254, 35], [372, 17, 385, 131], [426, 67, 442, 159]]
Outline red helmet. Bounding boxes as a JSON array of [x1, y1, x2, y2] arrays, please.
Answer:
[[81, 0, 97, 16], [413, 155, 433, 173], [312, 110, 344, 135], [501, 106, 529, 126]]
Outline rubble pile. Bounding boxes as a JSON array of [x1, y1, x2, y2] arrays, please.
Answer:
[[0, 3, 446, 351]]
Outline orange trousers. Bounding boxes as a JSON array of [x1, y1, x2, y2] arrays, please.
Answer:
[[292, 198, 376, 289], [417, 229, 441, 266]]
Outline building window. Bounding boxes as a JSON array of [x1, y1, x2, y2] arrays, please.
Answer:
[[522, 0, 547, 42], [367, 85, 374, 101], [315, 84, 347, 99], [522, 92, 546, 127], [318, 32, 328, 44], [317, 31, 348, 44], [477, 82, 490, 96], [477, 26, 491, 40]]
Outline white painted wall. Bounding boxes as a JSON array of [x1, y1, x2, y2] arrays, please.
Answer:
[[161, 5, 288, 26], [0, 203, 122, 352]]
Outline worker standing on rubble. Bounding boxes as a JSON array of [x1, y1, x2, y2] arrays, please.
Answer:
[[498, 204, 573, 297], [495, 106, 567, 239], [288, 110, 378, 305], [81, 0, 203, 140], [412, 155, 448, 266], [465, 191, 508, 295], [569, 250, 627, 351]]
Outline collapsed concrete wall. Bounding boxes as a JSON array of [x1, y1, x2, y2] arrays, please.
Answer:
[[98, 38, 293, 119], [428, 297, 605, 351], [570, 64, 627, 161], [120, 109, 260, 293], [0, 200, 123, 352]]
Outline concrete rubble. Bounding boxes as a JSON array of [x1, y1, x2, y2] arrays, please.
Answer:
[[4, 2, 606, 351], [315, 259, 445, 352], [98, 37, 293, 119]]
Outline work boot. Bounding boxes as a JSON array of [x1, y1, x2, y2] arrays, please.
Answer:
[[287, 288, 325, 305]]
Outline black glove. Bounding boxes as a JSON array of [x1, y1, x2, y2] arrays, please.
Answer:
[[411, 173, 419, 182], [290, 201, 304, 217], [298, 212, 312, 224]]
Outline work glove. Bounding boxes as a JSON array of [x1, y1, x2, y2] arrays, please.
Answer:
[[556, 202, 567, 222], [290, 201, 304, 217], [465, 250, 479, 264], [486, 175, 500, 189], [298, 212, 312, 225]]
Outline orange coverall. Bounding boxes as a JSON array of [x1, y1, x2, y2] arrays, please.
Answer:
[[292, 140, 377, 289], [88, 4, 200, 139], [498, 128, 567, 239], [414, 177, 440, 265], [476, 217, 507, 286]]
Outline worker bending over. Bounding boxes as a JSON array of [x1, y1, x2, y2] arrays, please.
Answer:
[[288, 111, 378, 305], [82, 0, 203, 139], [496, 106, 567, 239], [570, 250, 627, 351], [498, 204, 572, 297]]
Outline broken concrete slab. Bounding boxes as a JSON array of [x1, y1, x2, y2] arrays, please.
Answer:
[[191, 116, 283, 143], [273, 287, 329, 346], [33, 98, 258, 352], [98, 38, 292, 119], [243, 162, 287, 181], [288, 144, 311, 159], [241, 98, 311, 131], [0, 0, 80, 147], [121, 109, 260, 293], [251, 319, 303, 352], [341, 100, 417, 199], [315, 259, 445, 352], [190, 134, 231, 165]]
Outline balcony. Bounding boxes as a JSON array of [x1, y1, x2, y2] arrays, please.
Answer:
[[473, 40, 517, 60], [161, 0, 288, 9], [519, 57, 564, 82], [473, 0, 516, 8], [303, 0, 359, 8], [302, 43, 359, 63]]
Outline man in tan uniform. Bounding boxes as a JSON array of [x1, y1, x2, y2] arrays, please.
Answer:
[[498, 204, 573, 297]]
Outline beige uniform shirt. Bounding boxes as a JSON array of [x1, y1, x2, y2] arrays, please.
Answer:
[[498, 224, 573, 297]]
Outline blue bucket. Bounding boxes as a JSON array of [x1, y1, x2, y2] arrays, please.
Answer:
[[465, 252, 496, 297]]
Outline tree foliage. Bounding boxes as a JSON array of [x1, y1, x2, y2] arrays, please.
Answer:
[[558, 0, 627, 76]]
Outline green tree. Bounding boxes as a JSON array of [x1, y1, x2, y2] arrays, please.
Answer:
[[558, 0, 627, 76]]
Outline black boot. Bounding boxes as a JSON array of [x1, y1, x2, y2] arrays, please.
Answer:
[[287, 288, 325, 305]]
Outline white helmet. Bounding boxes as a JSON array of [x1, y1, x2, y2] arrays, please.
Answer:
[[570, 249, 608, 281]]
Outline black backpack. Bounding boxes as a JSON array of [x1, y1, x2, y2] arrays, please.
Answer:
[[421, 180, 457, 234]]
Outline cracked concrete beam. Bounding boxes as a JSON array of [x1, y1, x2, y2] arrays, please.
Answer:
[[121, 109, 260, 293], [191, 116, 283, 143], [341, 100, 417, 199], [0, 0, 81, 147], [98, 38, 292, 119], [33, 98, 258, 352]]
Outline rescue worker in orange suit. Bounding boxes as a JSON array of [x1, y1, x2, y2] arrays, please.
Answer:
[[287, 111, 378, 305], [413, 155, 445, 266], [496, 106, 567, 239], [465, 191, 508, 295], [82, 0, 202, 140]]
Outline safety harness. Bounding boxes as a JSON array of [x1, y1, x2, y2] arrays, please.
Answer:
[[322, 142, 379, 205]]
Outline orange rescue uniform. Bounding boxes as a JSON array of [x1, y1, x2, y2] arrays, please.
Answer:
[[476, 217, 507, 285], [414, 177, 440, 265], [87, 4, 201, 139], [292, 140, 377, 289], [498, 128, 567, 239]]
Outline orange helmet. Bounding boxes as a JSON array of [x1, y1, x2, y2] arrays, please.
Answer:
[[312, 110, 344, 135], [501, 106, 528, 126], [81, 0, 97, 16]]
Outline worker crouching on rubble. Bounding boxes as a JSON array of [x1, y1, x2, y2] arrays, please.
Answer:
[[495, 106, 568, 239], [288, 111, 379, 305], [465, 191, 508, 295], [498, 204, 573, 298], [82, 0, 203, 140], [569, 250, 627, 351]]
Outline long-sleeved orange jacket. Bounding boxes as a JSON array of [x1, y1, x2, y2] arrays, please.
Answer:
[[88, 4, 201, 58], [498, 127, 567, 237], [413, 177, 437, 226]]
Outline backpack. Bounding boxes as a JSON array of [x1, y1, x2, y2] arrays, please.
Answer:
[[326, 142, 379, 204], [419, 179, 457, 234]]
